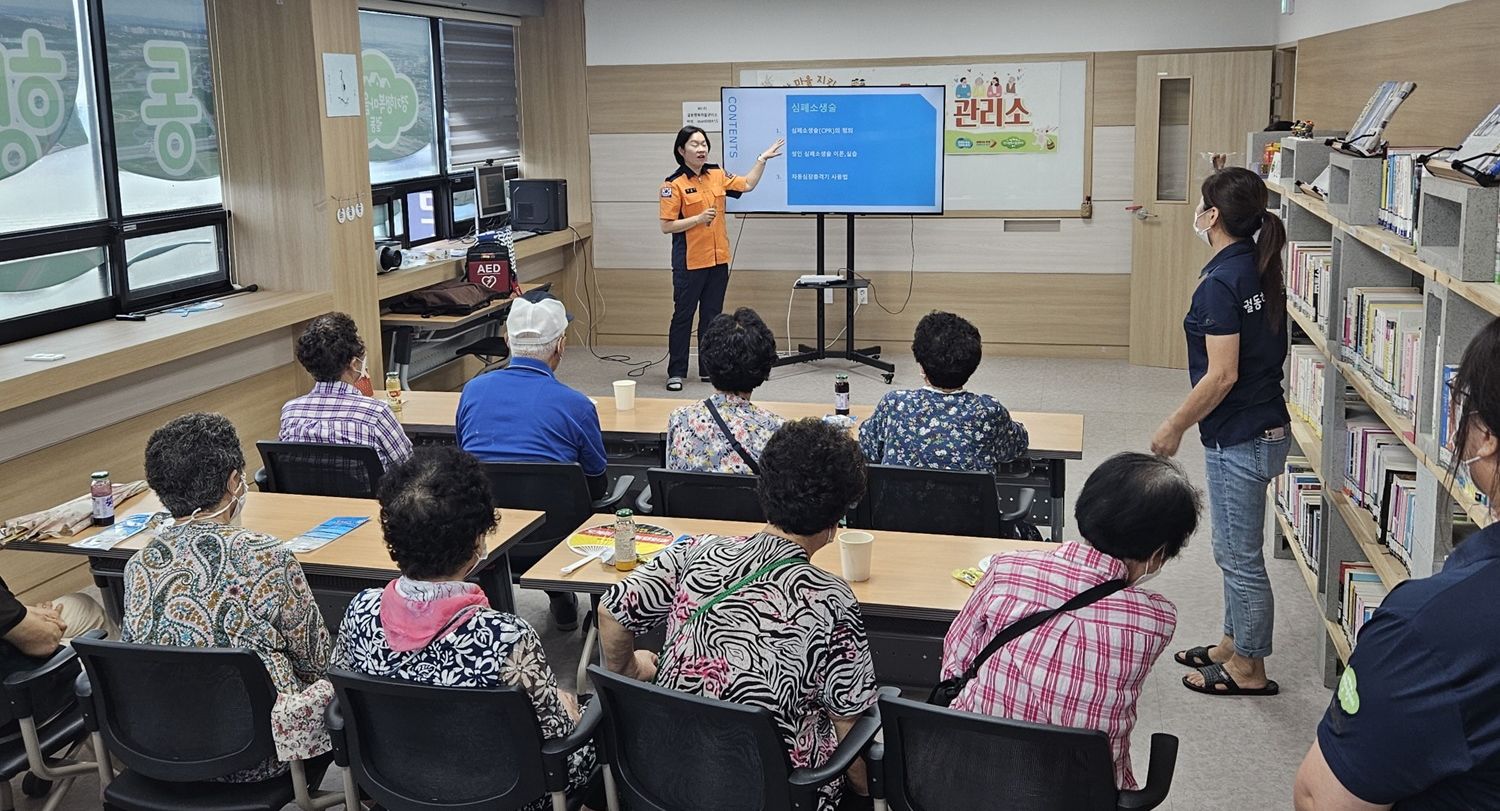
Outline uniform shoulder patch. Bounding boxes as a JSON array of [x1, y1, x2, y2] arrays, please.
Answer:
[[660, 186, 674, 198], [1337, 666, 1359, 715]]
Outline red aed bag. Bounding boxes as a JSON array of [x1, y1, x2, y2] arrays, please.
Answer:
[[465, 229, 520, 297]]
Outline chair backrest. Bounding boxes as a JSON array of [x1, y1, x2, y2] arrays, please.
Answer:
[[480, 462, 594, 554], [877, 693, 1120, 811], [646, 468, 764, 522], [0, 635, 94, 747], [588, 665, 796, 811], [851, 464, 1002, 538], [71, 637, 278, 782], [327, 669, 548, 811], [257, 440, 384, 498]]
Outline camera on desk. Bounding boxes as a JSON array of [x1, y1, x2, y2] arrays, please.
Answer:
[[376, 240, 405, 274]]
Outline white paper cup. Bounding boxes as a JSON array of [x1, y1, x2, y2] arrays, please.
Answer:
[[838, 531, 874, 582], [613, 379, 637, 410]]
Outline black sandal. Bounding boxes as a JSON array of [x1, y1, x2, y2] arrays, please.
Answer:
[[1182, 663, 1280, 697], [1173, 645, 1216, 668]]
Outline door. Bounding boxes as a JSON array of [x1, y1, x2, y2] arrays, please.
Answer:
[[1128, 51, 1273, 368]]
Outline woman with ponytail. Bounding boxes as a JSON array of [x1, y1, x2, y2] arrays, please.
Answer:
[[1150, 166, 1290, 697]]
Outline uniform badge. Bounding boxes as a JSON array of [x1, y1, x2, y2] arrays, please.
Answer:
[[660, 187, 674, 197]]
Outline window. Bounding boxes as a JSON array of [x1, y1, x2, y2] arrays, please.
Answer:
[[0, 0, 229, 345], [358, 9, 519, 246]]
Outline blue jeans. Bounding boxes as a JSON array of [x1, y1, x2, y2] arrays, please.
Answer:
[[1203, 427, 1289, 659]]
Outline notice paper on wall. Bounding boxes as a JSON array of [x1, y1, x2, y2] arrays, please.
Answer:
[[286, 516, 369, 554]]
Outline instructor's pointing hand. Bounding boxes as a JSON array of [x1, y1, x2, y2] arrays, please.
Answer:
[[699, 207, 717, 225], [759, 138, 785, 162]]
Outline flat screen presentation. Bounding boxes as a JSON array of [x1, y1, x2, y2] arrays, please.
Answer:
[[721, 86, 945, 215]]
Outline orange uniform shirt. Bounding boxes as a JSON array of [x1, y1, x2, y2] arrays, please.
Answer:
[[660, 163, 749, 271]]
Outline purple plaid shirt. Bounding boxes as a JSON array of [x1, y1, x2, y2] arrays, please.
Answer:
[[279, 381, 413, 470]]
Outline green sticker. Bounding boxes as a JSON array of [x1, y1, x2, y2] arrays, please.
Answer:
[[1338, 666, 1359, 715]]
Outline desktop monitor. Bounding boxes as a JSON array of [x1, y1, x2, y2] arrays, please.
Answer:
[[405, 189, 436, 243], [476, 164, 510, 220]]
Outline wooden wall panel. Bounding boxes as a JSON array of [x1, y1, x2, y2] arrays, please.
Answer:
[[591, 132, 722, 203], [1092, 51, 1140, 126], [1294, 0, 1500, 147], [581, 268, 1129, 351], [519, 0, 593, 225], [1091, 126, 1135, 201], [0, 364, 304, 602], [586, 64, 734, 133]]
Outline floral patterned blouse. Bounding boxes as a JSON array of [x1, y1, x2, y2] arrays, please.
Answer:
[[331, 586, 593, 809], [601, 532, 878, 811], [123, 521, 331, 782], [858, 388, 1030, 473], [666, 393, 785, 474]]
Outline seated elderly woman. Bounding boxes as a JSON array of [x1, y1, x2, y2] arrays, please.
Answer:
[[665, 307, 785, 474], [124, 412, 331, 782], [331, 446, 601, 811], [600, 418, 878, 811], [940, 451, 1200, 790]]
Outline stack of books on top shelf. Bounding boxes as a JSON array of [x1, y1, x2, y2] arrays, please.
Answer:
[[1341, 286, 1424, 418], [1340, 561, 1387, 647], [1289, 345, 1326, 434], [1378, 148, 1427, 244], [1344, 414, 1418, 563], [1277, 456, 1323, 571], [1288, 242, 1334, 329]]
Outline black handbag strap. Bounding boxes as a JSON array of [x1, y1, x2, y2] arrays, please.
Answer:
[[957, 577, 1130, 685], [704, 398, 761, 476]]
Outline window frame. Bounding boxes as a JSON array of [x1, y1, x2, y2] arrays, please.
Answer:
[[0, 0, 233, 346], [363, 11, 520, 248]]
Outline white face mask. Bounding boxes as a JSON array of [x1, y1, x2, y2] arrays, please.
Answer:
[[191, 474, 248, 527], [1134, 550, 1167, 587], [1193, 204, 1213, 246], [1460, 453, 1485, 486]]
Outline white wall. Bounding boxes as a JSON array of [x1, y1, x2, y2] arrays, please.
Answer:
[[1275, 0, 1465, 42], [584, 0, 1278, 66]]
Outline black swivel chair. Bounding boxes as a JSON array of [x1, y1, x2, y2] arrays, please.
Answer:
[[634, 468, 765, 522], [850, 464, 1036, 539], [0, 629, 106, 811], [588, 665, 893, 811], [256, 441, 385, 498], [480, 462, 633, 628], [869, 693, 1178, 811], [71, 637, 339, 811], [326, 668, 601, 811]]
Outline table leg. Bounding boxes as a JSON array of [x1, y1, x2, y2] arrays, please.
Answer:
[[478, 553, 517, 613], [1049, 459, 1066, 542]]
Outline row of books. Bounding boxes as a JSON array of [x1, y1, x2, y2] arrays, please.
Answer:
[[1377, 149, 1425, 243], [1288, 345, 1326, 435], [1340, 286, 1424, 418], [1287, 241, 1333, 330], [1432, 355, 1491, 510], [1339, 561, 1387, 647], [1276, 456, 1323, 573], [1343, 414, 1418, 565]]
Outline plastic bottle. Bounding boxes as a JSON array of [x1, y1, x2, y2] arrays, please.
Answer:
[[90, 471, 115, 527], [614, 509, 637, 572]]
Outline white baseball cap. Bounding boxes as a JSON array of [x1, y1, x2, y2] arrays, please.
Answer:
[[507, 295, 569, 346]]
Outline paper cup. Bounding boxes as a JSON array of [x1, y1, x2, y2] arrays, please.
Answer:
[[613, 379, 637, 410], [838, 531, 874, 582]]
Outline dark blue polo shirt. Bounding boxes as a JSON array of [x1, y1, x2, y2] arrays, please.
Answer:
[[1184, 239, 1289, 447], [1317, 522, 1500, 808], [456, 357, 607, 476]]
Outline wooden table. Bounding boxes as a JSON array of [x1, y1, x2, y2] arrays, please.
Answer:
[[389, 390, 1084, 539], [6, 491, 545, 620], [521, 515, 1055, 687]]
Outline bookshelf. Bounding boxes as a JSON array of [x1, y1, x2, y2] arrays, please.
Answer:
[[1257, 134, 1498, 688]]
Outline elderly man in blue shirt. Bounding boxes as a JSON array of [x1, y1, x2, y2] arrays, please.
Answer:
[[457, 293, 607, 629]]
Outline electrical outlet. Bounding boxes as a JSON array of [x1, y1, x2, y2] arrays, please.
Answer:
[[824, 288, 835, 304], [856, 287, 868, 305]]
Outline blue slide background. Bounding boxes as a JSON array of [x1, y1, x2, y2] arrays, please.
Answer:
[[786, 93, 937, 209]]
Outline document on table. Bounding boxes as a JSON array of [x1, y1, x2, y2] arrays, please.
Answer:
[[286, 517, 369, 554]]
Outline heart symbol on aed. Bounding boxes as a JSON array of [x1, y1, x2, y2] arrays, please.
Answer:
[[481, 275, 498, 288]]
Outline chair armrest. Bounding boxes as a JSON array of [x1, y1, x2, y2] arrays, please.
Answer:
[[993, 458, 1034, 479], [73, 672, 98, 733], [634, 487, 653, 515], [788, 686, 898, 790], [540, 696, 603, 792], [865, 741, 886, 801], [1117, 733, 1178, 811], [324, 698, 349, 768], [253, 467, 269, 491], [592, 475, 636, 511], [999, 487, 1037, 523], [2, 629, 101, 717]]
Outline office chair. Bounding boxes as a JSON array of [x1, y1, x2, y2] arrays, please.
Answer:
[[0, 629, 106, 811], [634, 468, 764, 522], [850, 464, 1036, 539], [256, 441, 385, 499]]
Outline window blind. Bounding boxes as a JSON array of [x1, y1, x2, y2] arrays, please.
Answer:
[[440, 19, 520, 169]]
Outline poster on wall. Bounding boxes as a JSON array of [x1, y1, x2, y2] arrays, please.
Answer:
[[746, 63, 1062, 157]]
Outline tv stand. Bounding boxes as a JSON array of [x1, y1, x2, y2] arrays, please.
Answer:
[[774, 214, 895, 383]]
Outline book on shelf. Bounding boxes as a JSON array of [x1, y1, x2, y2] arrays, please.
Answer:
[[1289, 345, 1326, 434], [1340, 81, 1418, 157], [1339, 561, 1386, 646], [1341, 286, 1424, 418], [1287, 242, 1333, 330], [1438, 361, 1458, 466], [1376, 460, 1418, 565], [1452, 102, 1500, 179], [1378, 148, 1428, 244], [1343, 414, 1416, 515], [1277, 456, 1323, 570]]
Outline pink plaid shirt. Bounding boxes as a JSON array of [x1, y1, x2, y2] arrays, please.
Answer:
[[940, 542, 1176, 789], [279, 381, 413, 471]]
